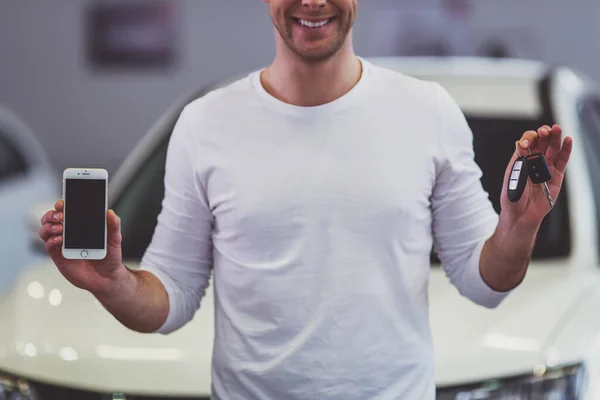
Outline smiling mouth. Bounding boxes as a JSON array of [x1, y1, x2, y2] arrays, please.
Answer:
[[293, 17, 336, 28]]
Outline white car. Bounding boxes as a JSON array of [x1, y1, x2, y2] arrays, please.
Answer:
[[3, 57, 600, 399], [0, 105, 59, 296]]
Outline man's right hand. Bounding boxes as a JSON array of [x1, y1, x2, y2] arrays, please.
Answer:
[[40, 200, 169, 333], [39, 200, 126, 295]]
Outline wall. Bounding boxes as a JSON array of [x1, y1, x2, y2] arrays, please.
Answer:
[[1, 0, 599, 177], [0, 0, 386, 176], [468, 0, 600, 77]]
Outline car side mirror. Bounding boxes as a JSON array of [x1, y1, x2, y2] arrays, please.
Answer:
[[28, 202, 55, 254]]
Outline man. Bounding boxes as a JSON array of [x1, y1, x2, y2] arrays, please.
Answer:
[[40, 0, 573, 398]]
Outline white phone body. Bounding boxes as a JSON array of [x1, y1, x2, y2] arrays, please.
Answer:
[[62, 168, 108, 260]]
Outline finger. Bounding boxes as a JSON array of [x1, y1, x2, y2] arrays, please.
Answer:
[[41, 211, 63, 225], [554, 136, 573, 173], [46, 236, 65, 264], [40, 210, 54, 226], [55, 200, 64, 213], [45, 235, 62, 254], [107, 209, 123, 249], [39, 223, 62, 242], [532, 125, 552, 154], [545, 124, 563, 164], [518, 130, 539, 154], [40, 200, 64, 225]]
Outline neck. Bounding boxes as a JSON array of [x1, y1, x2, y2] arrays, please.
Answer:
[[261, 33, 362, 107]]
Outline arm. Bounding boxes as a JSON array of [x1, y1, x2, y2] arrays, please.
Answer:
[[133, 104, 215, 334], [431, 84, 572, 306], [430, 83, 508, 308], [480, 124, 573, 292], [92, 266, 170, 334], [41, 202, 175, 333], [478, 216, 539, 293], [42, 105, 213, 333]]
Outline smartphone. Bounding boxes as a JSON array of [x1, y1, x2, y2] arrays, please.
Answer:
[[62, 168, 108, 260]]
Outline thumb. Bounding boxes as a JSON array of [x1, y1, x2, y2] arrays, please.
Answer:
[[107, 209, 123, 248]]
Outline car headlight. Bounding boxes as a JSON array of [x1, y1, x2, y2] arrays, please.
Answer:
[[436, 363, 587, 400], [0, 372, 38, 400]]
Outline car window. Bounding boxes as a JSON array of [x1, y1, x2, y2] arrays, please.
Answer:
[[114, 114, 571, 263], [0, 130, 27, 180]]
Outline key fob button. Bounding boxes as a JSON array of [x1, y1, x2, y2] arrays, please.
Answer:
[[507, 157, 528, 202]]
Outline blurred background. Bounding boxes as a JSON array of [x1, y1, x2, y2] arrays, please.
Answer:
[[2, 0, 599, 176], [3, 1, 600, 399]]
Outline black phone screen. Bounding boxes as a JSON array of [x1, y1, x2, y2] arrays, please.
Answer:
[[64, 178, 106, 249]]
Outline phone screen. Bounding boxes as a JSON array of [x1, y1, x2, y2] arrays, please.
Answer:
[[64, 178, 106, 249]]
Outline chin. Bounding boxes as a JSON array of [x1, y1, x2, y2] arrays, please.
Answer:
[[288, 33, 349, 62], [293, 47, 339, 62]]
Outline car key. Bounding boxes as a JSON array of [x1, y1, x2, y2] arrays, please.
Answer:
[[507, 156, 529, 202], [526, 153, 552, 184], [526, 152, 554, 208]]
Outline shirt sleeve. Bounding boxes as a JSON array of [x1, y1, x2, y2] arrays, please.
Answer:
[[431, 83, 512, 309], [137, 105, 214, 334]]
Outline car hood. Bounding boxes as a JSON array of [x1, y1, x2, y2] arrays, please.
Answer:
[[429, 260, 597, 387], [0, 261, 216, 397], [0, 259, 595, 396]]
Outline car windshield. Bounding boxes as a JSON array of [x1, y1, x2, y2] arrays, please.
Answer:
[[114, 114, 571, 263]]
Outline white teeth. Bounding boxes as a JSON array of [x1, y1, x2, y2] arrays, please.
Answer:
[[298, 19, 330, 28]]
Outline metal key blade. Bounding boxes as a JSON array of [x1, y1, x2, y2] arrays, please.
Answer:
[[541, 182, 554, 209]]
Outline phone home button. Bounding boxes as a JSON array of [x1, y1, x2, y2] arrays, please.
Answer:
[[81, 250, 89, 259]]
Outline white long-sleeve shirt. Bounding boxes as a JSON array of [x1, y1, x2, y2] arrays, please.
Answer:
[[138, 57, 511, 400]]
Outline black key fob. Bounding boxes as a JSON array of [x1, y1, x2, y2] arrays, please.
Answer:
[[507, 156, 528, 202], [526, 153, 552, 184]]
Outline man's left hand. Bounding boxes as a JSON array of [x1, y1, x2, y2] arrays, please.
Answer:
[[500, 124, 573, 228]]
